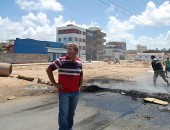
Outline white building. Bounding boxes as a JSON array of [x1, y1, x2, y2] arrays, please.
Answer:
[[47, 47, 67, 62], [56, 24, 86, 61], [103, 42, 125, 60], [136, 53, 164, 61], [137, 45, 147, 52], [103, 48, 124, 60]]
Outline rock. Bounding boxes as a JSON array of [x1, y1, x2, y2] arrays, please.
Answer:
[[7, 96, 15, 100]]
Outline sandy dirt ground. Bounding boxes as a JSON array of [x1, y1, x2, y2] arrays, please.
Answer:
[[0, 61, 151, 103]]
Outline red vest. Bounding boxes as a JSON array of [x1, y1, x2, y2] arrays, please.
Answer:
[[49, 56, 83, 92]]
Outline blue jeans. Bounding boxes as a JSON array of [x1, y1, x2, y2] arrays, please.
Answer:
[[58, 91, 80, 130]]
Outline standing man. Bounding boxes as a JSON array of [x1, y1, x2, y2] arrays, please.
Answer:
[[151, 55, 169, 86], [163, 57, 170, 77], [46, 43, 83, 130]]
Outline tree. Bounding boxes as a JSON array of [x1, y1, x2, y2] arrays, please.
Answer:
[[166, 48, 170, 52], [0, 44, 5, 52], [161, 48, 166, 52]]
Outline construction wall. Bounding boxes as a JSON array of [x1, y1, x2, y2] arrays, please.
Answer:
[[0, 53, 49, 64]]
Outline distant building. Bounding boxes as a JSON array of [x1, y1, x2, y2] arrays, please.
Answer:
[[106, 41, 126, 51], [87, 27, 106, 61], [56, 24, 86, 60], [137, 44, 147, 52], [124, 50, 137, 61], [86, 29, 94, 60], [56, 25, 106, 61], [136, 53, 164, 61], [103, 48, 124, 60], [103, 41, 126, 60], [14, 38, 66, 61]]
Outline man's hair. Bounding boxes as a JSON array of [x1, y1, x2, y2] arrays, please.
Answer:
[[67, 43, 79, 51], [167, 57, 169, 60], [151, 55, 155, 59]]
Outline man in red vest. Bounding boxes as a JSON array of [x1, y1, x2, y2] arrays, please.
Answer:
[[46, 43, 83, 130]]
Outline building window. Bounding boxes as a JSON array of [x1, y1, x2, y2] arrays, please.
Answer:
[[75, 37, 77, 41], [46, 43, 50, 47], [58, 29, 80, 34], [58, 38, 61, 42], [83, 31, 86, 35], [79, 38, 81, 42], [83, 39, 85, 42], [69, 37, 72, 41]]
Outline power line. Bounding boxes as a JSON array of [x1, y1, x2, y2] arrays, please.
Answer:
[[98, 0, 167, 35], [123, 0, 146, 14], [107, 0, 167, 34]]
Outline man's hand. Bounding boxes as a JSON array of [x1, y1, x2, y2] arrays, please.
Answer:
[[53, 83, 63, 90]]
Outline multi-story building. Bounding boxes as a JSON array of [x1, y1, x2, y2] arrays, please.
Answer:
[[124, 50, 137, 61], [87, 27, 106, 60], [56, 24, 86, 60], [103, 41, 126, 60], [137, 44, 147, 52], [136, 52, 164, 61], [86, 29, 95, 60], [106, 41, 126, 50], [57, 25, 106, 61]]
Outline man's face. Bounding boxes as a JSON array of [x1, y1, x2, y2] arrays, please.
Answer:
[[67, 45, 78, 58]]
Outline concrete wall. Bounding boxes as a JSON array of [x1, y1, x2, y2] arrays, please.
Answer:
[[0, 53, 49, 64]]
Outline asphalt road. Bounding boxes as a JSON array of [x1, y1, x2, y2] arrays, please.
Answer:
[[0, 91, 170, 130], [0, 72, 170, 130]]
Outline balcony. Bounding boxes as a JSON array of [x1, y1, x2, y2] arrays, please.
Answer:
[[96, 37, 106, 43], [96, 31, 106, 37], [97, 50, 105, 55]]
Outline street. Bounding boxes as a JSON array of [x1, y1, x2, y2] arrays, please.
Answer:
[[0, 90, 170, 130], [0, 72, 170, 130]]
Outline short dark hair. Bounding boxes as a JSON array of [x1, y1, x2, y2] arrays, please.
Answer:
[[151, 55, 155, 59], [67, 43, 79, 51]]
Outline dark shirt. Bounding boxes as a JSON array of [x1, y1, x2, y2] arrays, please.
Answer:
[[151, 59, 163, 72]]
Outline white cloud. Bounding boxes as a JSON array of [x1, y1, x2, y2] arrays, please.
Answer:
[[107, 16, 135, 33], [105, 16, 135, 43], [105, 1, 170, 50], [0, 17, 25, 41], [16, 0, 63, 12], [130, 1, 170, 26], [0, 13, 56, 41], [53, 15, 99, 30], [106, 4, 115, 14], [1, 0, 170, 51], [0, 12, 97, 42], [22, 12, 50, 25]]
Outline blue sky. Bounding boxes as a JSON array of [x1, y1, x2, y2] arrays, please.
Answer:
[[0, 0, 170, 50]]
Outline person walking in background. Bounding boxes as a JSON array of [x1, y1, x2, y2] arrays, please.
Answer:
[[151, 55, 169, 86], [163, 57, 170, 77], [46, 43, 83, 130]]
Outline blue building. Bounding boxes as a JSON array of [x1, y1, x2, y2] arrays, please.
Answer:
[[14, 38, 67, 61]]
